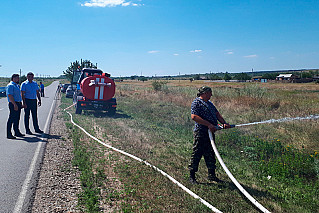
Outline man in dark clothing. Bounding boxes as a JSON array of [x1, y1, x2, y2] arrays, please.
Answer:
[[21, 72, 43, 134], [189, 86, 230, 184], [6, 74, 25, 139]]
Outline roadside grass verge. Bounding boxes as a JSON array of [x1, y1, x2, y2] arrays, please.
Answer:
[[61, 96, 110, 212], [71, 126, 101, 212], [60, 81, 319, 212]]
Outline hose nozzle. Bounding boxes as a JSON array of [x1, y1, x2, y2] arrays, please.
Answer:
[[215, 124, 236, 130]]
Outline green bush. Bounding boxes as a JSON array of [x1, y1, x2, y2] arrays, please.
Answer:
[[239, 84, 267, 99], [151, 80, 168, 91]]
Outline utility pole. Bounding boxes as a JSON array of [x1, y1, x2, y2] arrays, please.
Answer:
[[19, 69, 22, 84], [0, 65, 2, 79]]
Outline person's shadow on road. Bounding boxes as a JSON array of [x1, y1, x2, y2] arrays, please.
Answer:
[[13, 133, 61, 143]]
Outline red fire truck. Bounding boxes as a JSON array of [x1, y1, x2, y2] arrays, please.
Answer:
[[72, 68, 117, 115]]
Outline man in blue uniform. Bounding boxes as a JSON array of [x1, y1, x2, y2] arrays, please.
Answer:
[[189, 86, 230, 184], [21, 72, 43, 134], [6, 74, 25, 139], [39, 82, 45, 97]]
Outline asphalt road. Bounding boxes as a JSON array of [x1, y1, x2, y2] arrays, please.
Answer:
[[0, 81, 59, 213]]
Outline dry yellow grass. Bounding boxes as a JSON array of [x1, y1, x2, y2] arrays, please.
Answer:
[[118, 79, 319, 90], [116, 79, 319, 151]]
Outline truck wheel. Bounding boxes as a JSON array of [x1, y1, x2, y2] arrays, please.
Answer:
[[107, 108, 116, 116], [75, 103, 82, 114]]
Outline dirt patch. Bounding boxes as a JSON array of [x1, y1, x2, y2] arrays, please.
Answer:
[[32, 98, 124, 212]]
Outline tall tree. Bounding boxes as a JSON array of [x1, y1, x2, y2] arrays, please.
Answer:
[[63, 59, 97, 82], [194, 74, 201, 80], [234, 72, 251, 81], [224, 72, 232, 81], [209, 73, 222, 80], [262, 73, 278, 80]]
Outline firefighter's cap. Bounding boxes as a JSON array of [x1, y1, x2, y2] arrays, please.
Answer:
[[197, 86, 212, 96]]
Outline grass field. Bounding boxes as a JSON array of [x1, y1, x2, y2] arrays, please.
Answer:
[[61, 80, 319, 212]]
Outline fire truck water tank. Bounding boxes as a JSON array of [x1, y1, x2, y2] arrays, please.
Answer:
[[80, 75, 115, 101]]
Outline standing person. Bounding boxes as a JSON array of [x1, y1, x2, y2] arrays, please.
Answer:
[[21, 72, 43, 134], [189, 86, 230, 184], [39, 81, 44, 97], [6, 74, 25, 139]]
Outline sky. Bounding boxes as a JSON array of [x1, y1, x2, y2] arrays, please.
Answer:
[[1, 0, 319, 77]]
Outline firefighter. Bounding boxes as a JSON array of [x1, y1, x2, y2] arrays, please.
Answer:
[[189, 86, 230, 184]]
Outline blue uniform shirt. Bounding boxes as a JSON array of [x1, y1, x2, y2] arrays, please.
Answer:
[[40, 84, 44, 90], [191, 97, 219, 132], [21, 80, 39, 99], [6, 81, 22, 102]]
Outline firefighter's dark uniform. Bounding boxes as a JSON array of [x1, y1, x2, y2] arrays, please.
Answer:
[[189, 97, 218, 172]]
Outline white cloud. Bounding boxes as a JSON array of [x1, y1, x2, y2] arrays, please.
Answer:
[[81, 0, 141, 7], [173, 53, 179, 56], [223, 49, 234, 55], [122, 2, 130, 6], [244, 54, 258, 58], [148, 50, 159, 54], [190, 49, 202, 53]]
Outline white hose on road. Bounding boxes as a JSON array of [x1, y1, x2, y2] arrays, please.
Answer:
[[64, 107, 222, 213], [208, 130, 271, 213]]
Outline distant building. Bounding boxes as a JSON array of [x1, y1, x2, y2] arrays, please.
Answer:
[[276, 74, 297, 82], [276, 74, 292, 81], [200, 76, 208, 80], [252, 76, 267, 82], [275, 74, 317, 83]]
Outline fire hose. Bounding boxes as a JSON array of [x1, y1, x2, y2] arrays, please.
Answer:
[[64, 94, 318, 212], [64, 105, 223, 213], [209, 125, 271, 213], [65, 101, 272, 212]]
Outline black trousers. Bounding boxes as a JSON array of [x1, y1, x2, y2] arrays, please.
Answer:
[[188, 130, 216, 173], [24, 99, 40, 131], [7, 102, 22, 136], [40, 89, 44, 97]]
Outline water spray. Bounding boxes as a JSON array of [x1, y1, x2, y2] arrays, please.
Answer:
[[236, 114, 319, 127], [215, 114, 319, 130]]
